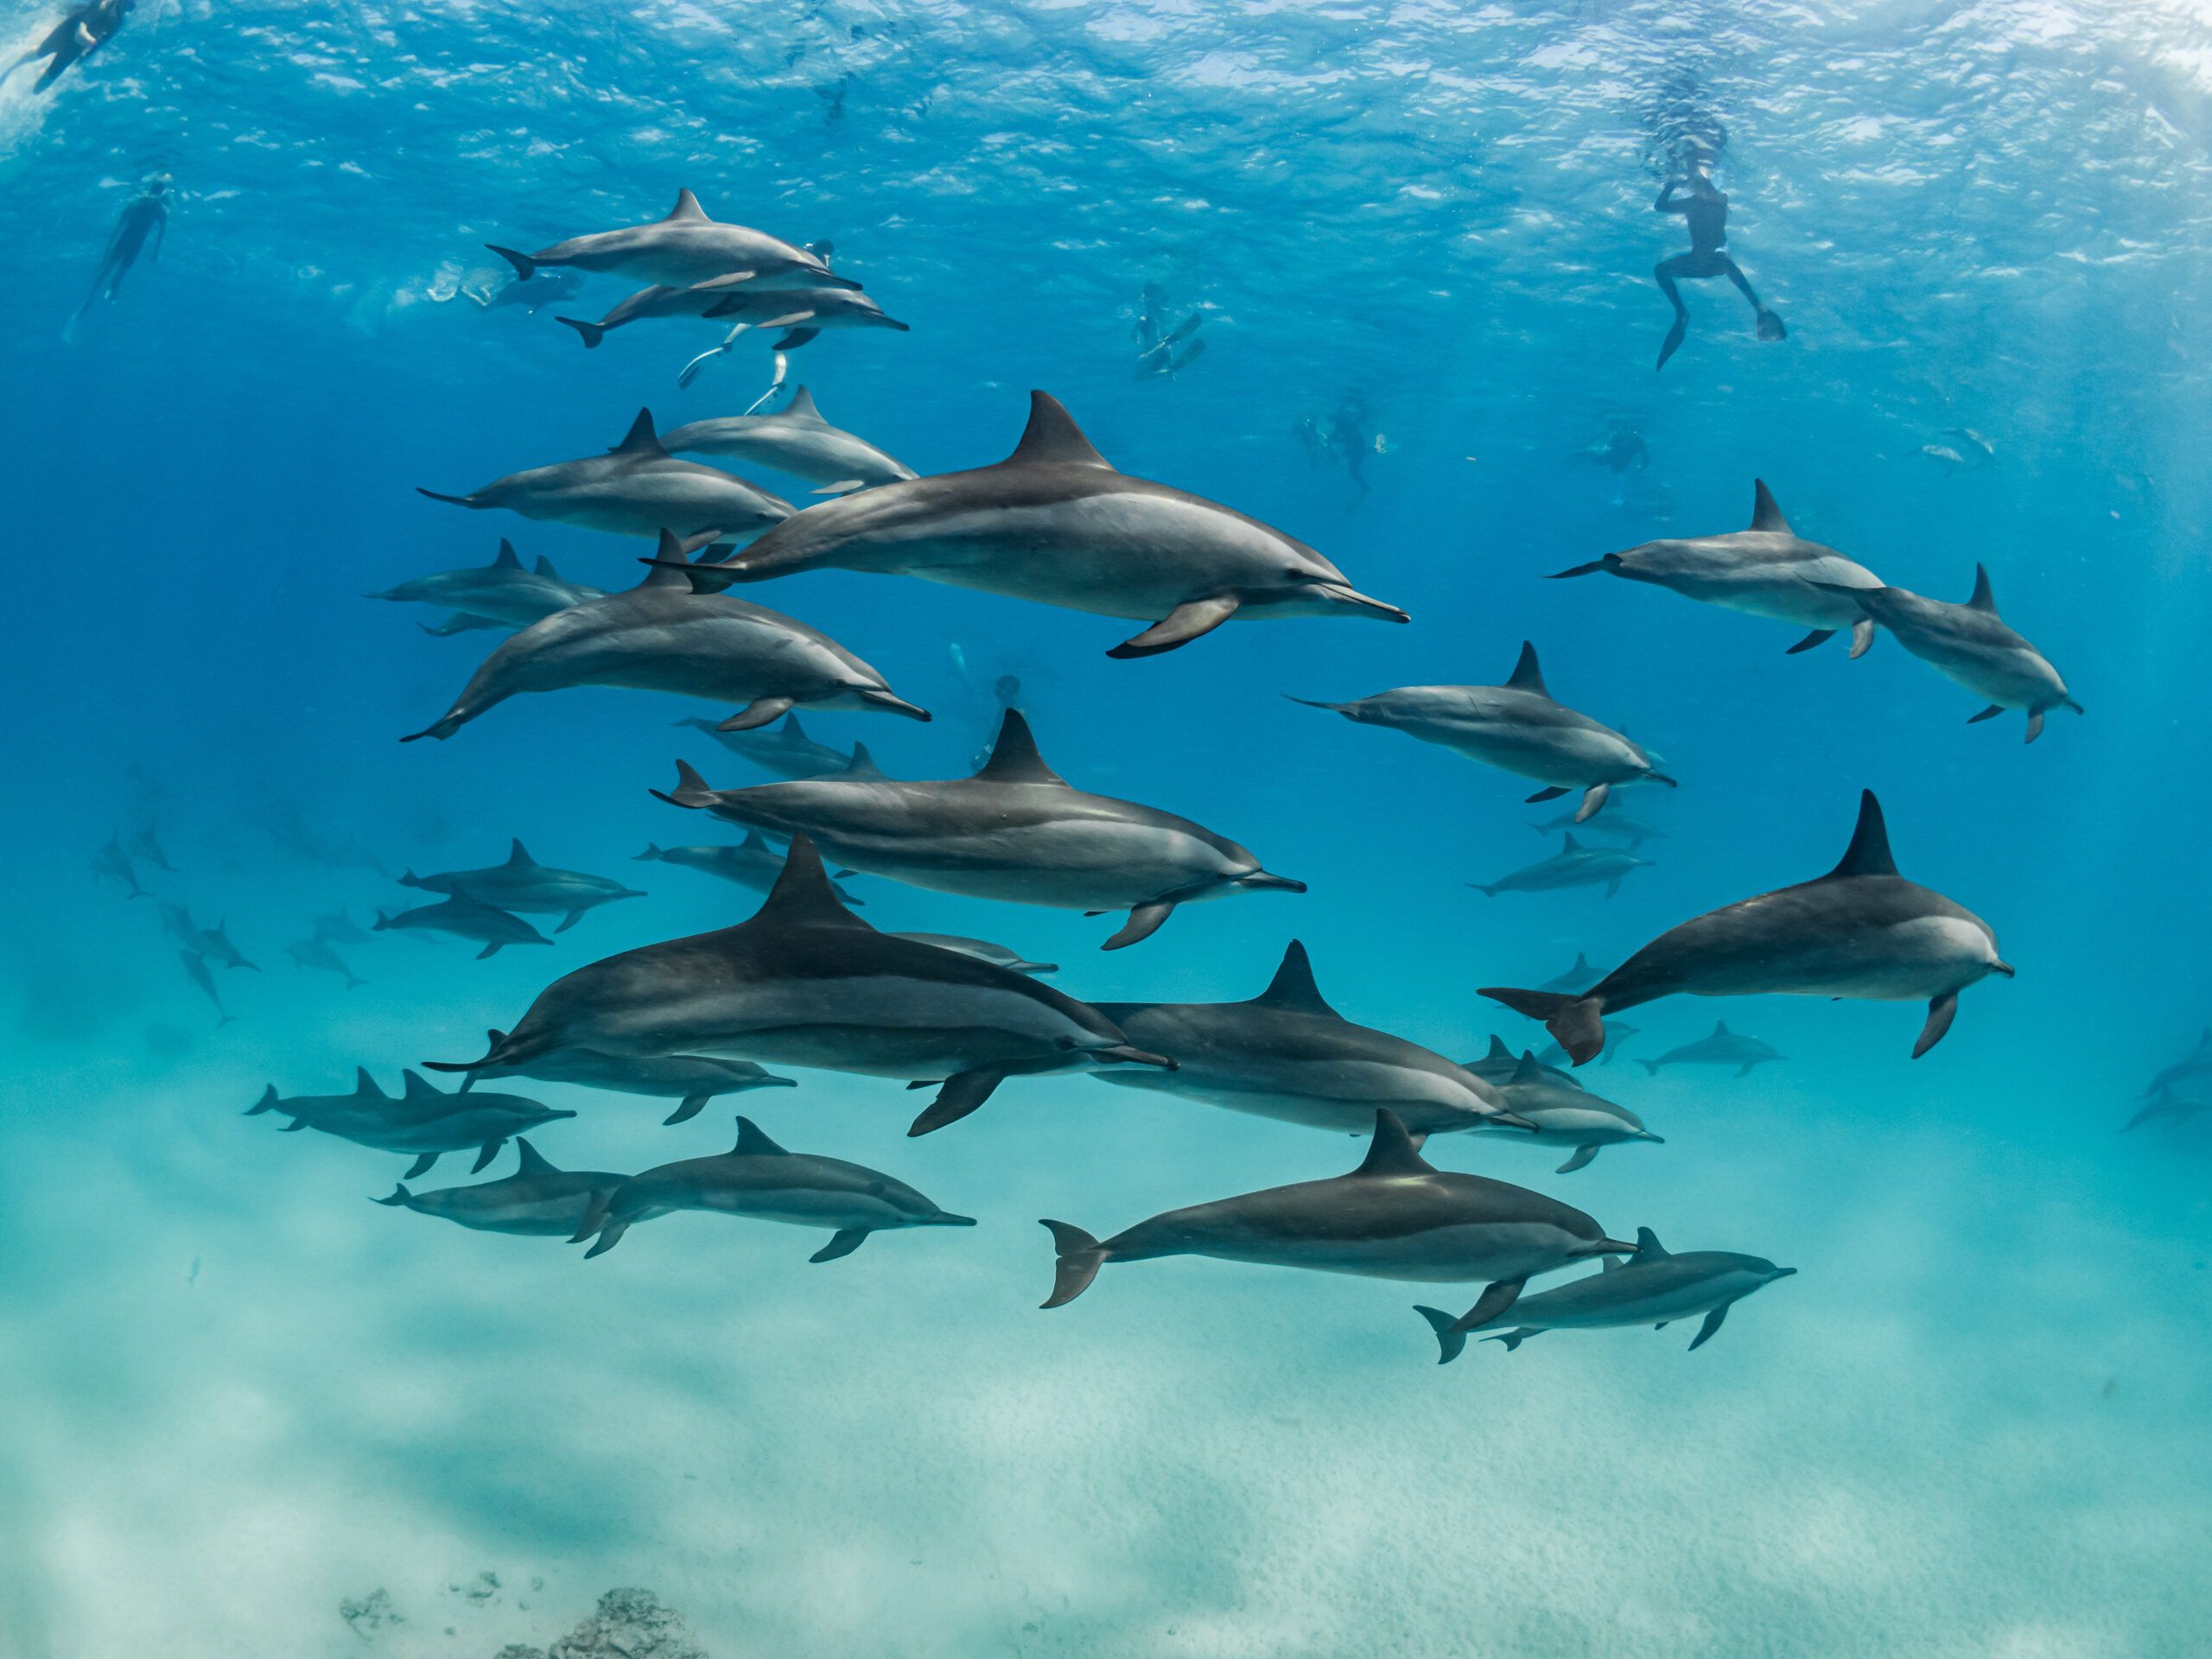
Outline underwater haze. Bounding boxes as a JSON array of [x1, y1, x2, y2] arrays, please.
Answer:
[[5, 0, 2212, 1654]]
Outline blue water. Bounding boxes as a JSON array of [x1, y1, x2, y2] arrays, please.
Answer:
[[5, 2, 2211, 1653]]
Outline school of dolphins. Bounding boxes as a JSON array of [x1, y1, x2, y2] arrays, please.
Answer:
[[229, 189, 2113, 1365]]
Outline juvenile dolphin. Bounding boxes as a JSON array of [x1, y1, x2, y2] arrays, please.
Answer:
[[1484, 1050, 1662, 1173], [694, 286, 911, 353], [890, 934, 1057, 976], [402, 531, 928, 741], [486, 190, 856, 292], [1483, 791, 2009, 1064], [366, 540, 604, 632], [1640, 1020, 1785, 1077], [1470, 834, 1650, 898], [673, 709, 860, 779], [634, 832, 866, 906], [457, 1026, 795, 1124], [653, 710, 1303, 950], [247, 1068, 573, 1178], [1416, 1227, 1794, 1361], [1040, 1109, 1633, 1324], [1084, 941, 1527, 1136], [552, 279, 766, 348], [180, 949, 236, 1026], [311, 909, 376, 946], [1539, 952, 1602, 994], [1550, 480, 1883, 654], [92, 834, 143, 897], [399, 840, 645, 933], [423, 835, 1173, 1137], [1531, 809, 1667, 849], [656, 391, 1409, 658], [284, 936, 365, 989], [1816, 565, 2081, 742], [373, 893, 550, 958], [375, 1139, 624, 1237], [2123, 1090, 2209, 1133], [417, 410, 794, 543], [571, 1116, 975, 1259], [1294, 644, 1674, 824], [664, 388, 918, 496], [2142, 1029, 2212, 1101]]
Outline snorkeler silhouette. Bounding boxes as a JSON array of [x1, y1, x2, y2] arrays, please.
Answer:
[[1651, 140, 1784, 371], [67, 175, 168, 338], [2, 0, 134, 92], [1133, 283, 1205, 380]]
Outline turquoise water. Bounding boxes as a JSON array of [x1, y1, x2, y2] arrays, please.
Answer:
[[4, 2, 2211, 1654]]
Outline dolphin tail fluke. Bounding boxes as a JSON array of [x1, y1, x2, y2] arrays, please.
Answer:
[[1447, 1277, 1529, 1334], [1640, 1059, 1661, 1076], [664, 1093, 710, 1126], [1783, 627, 1835, 654], [415, 487, 483, 508], [1414, 1305, 1469, 1365], [398, 709, 465, 744], [1102, 901, 1175, 950], [246, 1085, 278, 1116], [908, 1069, 1006, 1136], [486, 244, 536, 280], [1547, 559, 1610, 579], [1282, 695, 1351, 713], [423, 1025, 556, 1075], [373, 1185, 412, 1207], [1465, 882, 1499, 898], [1480, 988, 1606, 1066], [1039, 1220, 1108, 1308], [809, 1228, 869, 1263], [1911, 992, 1960, 1058], [555, 315, 605, 349]]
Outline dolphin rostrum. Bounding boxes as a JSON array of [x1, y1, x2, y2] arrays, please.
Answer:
[[664, 387, 918, 497], [1416, 1227, 1794, 1361], [653, 709, 1303, 950], [634, 832, 866, 905], [1040, 1109, 1633, 1325], [456, 1026, 794, 1124], [1550, 480, 1884, 654], [486, 190, 857, 292], [423, 835, 1173, 1137], [570, 1116, 976, 1259], [373, 893, 550, 958], [1639, 1020, 1785, 1077], [366, 540, 604, 633], [1483, 1050, 1662, 1173], [398, 840, 645, 933], [652, 391, 1409, 658], [248, 1068, 574, 1178], [1294, 643, 1674, 824], [672, 709, 861, 779], [1470, 834, 1650, 898], [375, 1139, 624, 1237], [402, 531, 929, 741], [1482, 791, 2010, 1064]]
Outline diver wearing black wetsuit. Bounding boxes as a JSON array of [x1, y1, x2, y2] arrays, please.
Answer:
[[1652, 147, 1783, 371], [2, 0, 134, 92], [70, 175, 167, 334]]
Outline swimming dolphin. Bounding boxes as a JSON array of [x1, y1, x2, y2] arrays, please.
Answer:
[[1538, 952, 1602, 994], [2142, 1029, 2212, 1101], [1815, 565, 2081, 742], [1040, 1109, 1633, 1324], [402, 531, 929, 741], [694, 285, 910, 353], [552, 279, 769, 348], [1530, 809, 1667, 849], [124, 823, 176, 872], [653, 710, 1303, 950], [672, 710, 861, 779], [663, 388, 918, 497], [417, 410, 794, 543], [456, 1028, 794, 1123], [1483, 791, 2010, 1064], [180, 948, 236, 1026], [2123, 1090, 2209, 1133], [1470, 834, 1651, 898], [284, 936, 365, 989], [653, 391, 1409, 658], [422, 835, 1173, 1137], [486, 190, 857, 292], [1293, 644, 1674, 824], [1462, 1033, 1582, 1092], [1639, 1020, 1785, 1077], [1549, 480, 1884, 654], [373, 893, 550, 958], [889, 934, 1057, 976], [248, 1068, 573, 1178], [375, 1139, 624, 1237], [633, 831, 866, 906], [571, 1116, 975, 1260], [398, 841, 645, 932], [92, 834, 143, 897], [175, 916, 256, 971], [1416, 1227, 1794, 1361], [1484, 1050, 1662, 1173], [311, 909, 376, 946], [1084, 941, 1528, 1136], [366, 540, 604, 632]]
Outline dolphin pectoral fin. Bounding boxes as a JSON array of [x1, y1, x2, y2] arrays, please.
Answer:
[[476, 942, 502, 959], [1967, 704, 2004, 724], [1783, 627, 1835, 654], [664, 1094, 710, 1126], [404, 1152, 439, 1179], [281, 1117, 308, 1132], [1039, 1220, 1107, 1308], [1604, 878, 1622, 899], [1573, 783, 1611, 823], [554, 909, 586, 934], [1688, 1305, 1730, 1351], [771, 327, 821, 351], [1449, 1277, 1528, 1334], [810, 1227, 869, 1263], [581, 1220, 630, 1259], [1912, 992, 1960, 1058], [1106, 595, 1243, 659], [1524, 786, 1569, 804], [1414, 1306, 1468, 1365], [1848, 617, 1876, 658], [2024, 708, 2045, 743], [471, 1139, 502, 1173], [909, 1069, 1007, 1136], [1735, 1062, 1756, 1077], [810, 480, 868, 496], [1102, 902, 1175, 950], [1555, 1144, 1599, 1174]]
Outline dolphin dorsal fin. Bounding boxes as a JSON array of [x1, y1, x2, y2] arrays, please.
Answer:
[[1966, 564, 1998, 612], [1001, 391, 1113, 470], [664, 188, 709, 222], [1635, 1226, 1671, 1258], [785, 385, 823, 421], [400, 1069, 443, 1102], [493, 539, 521, 570], [751, 833, 874, 931], [1574, 953, 1592, 971], [1714, 1020, 1731, 1036], [1510, 1050, 1545, 1085], [734, 1116, 790, 1156], [781, 712, 809, 740], [612, 408, 667, 458], [1486, 1034, 1512, 1061], [505, 839, 536, 868], [1824, 790, 1899, 880], [1503, 641, 1549, 697], [972, 711, 1067, 785], [353, 1066, 383, 1097], [513, 1138, 556, 1175], [638, 528, 702, 588], [740, 830, 768, 850], [1750, 480, 1794, 534], [1252, 940, 1340, 1017], [842, 742, 886, 779], [1351, 1109, 1435, 1178], [1561, 832, 1582, 854], [533, 555, 561, 578]]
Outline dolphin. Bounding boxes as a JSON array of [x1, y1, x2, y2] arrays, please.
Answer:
[[1040, 1109, 1633, 1324], [192, 918, 257, 971], [672, 709, 860, 779], [485, 190, 857, 292], [374, 1139, 624, 1237], [692, 285, 911, 353], [92, 834, 143, 897], [1538, 952, 1602, 994], [652, 709, 1303, 950], [1482, 1050, 1662, 1173], [284, 935, 365, 989], [156, 900, 200, 949], [1639, 1020, 1785, 1077], [571, 1116, 974, 1259], [653, 391, 1409, 658], [372, 893, 550, 958], [1084, 941, 1529, 1136], [366, 540, 604, 632], [634, 831, 866, 906], [417, 410, 794, 543], [1539, 1024, 1640, 1069], [663, 388, 918, 497], [2124, 1090, 2209, 1133], [889, 934, 1058, 976], [1463, 1033, 1582, 1092], [1815, 565, 2081, 742], [422, 835, 1174, 1138], [402, 531, 929, 741], [247, 1068, 574, 1178], [180, 949, 236, 1026], [1294, 643, 1673, 824], [311, 909, 376, 946], [1416, 1227, 1795, 1361], [1531, 808, 1667, 849], [456, 1026, 795, 1123], [552, 279, 769, 348], [1482, 791, 2010, 1064], [2142, 1029, 2212, 1101], [1470, 834, 1650, 899], [1549, 480, 1884, 654], [398, 840, 646, 933], [124, 823, 177, 871]]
